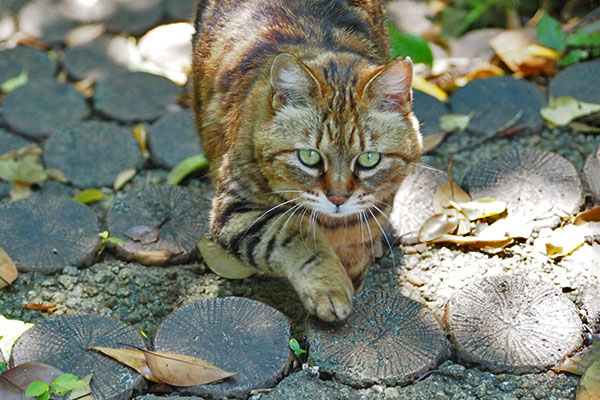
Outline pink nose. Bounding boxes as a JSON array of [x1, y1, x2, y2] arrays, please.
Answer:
[[328, 195, 348, 206]]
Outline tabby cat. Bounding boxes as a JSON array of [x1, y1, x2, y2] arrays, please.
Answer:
[[192, 0, 422, 321]]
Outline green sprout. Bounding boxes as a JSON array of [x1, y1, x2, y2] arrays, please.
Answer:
[[289, 338, 307, 356], [26, 374, 87, 400], [97, 230, 124, 258]]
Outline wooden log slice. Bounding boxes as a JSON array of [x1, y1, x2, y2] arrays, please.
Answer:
[[164, 0, 197, 21], [148, 110, 202, 169], [63, 35, 138, 82], [153, 297, 293, 399], [308, 290, 450, 387], [583, 147, 600, 204], [412, 90, 448, 136], [462, 149, 583, 228], [0, 46, 58, 86], [0, 196, 102, 273], [17, 0, 75, 44], [8, 314, 147, 400], [105, 185, 210, 265], [549, 59, 600, 103], [444, 274, 583, 373], [391, 165, 448, 244], [105, 0, 164, 36], [450, 76, 546, 134], [2, 78, 90, 140], [94, 71, 181, 123], [44, 120, 143, 188], [0, 128, 30, 154]]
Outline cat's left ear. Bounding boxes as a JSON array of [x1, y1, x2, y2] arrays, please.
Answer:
[[363, 56, 413, 114], [270, 53, 321, 110]]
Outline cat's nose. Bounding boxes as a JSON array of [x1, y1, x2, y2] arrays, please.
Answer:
[[327, 193, 349, 206]]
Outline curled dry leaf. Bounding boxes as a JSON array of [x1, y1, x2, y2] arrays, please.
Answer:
[[489, 28, 557, 76], [132, 124, 149, 158], [543, 206, 600, 259], [451, 198, 508, 221], [541, 97, 600, 126], [198, 236, 255, 279], [430, 234, 513, 249], [131, 249, 173, 266], [22, 302, 58, 313], [418, 213, 458, 242], [113, 167, 137, 191], [0, 246, 18, 288], [88, 346, 161, 383], [552, 342, 600, 375], [432, 177, 471, 214], [124, 225, 160, 245]]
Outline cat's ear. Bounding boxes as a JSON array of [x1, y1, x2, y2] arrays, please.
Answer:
[[270, 53, 320, 110], [363, 56, 413, 114]]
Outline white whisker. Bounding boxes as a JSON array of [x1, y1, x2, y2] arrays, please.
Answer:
[[362, 211, 376, 263], [370, 203, 391, 223], [237, 196, 301, 245], [368, 208, 395, 268], [265, 201, 305, 236]]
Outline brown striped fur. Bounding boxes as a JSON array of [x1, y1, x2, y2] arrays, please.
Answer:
[[192, 0, 422, 321]]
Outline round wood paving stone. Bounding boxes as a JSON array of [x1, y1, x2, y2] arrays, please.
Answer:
[[105, 185, 210, 266], [64, 35, 140, 82], [450, 76, 546, 135], [308, 290, 450, 387], [444, 274, 583, 373], [0, 196, 101, 273], [104, 0, 164, 36], [94, 71, 181, 123], [584, 147, 600, 204], [1, 78, 90, 140], [0, 46, 58, 86], [153, 297, 293, 399], [412, 90, 448, 136], [462, 148, 583, 228], [549, 59, 600, 103], [391, 165, 448, 244], [0, 128, 30, 154], [44, 120, 143, 188], [8, 314, 147, 400], [148, 110, 202, 169], [164, 0, 197, 21]]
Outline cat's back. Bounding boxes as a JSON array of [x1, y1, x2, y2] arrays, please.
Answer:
[[193, 0, 389, 86]]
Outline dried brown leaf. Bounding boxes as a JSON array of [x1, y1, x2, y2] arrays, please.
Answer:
[[124, 225, 160, 244], [9, 183, 32, 201], [553, 343, 600, 375], [545, 224, 585, 258], [66, 374, 93, 400], [418, 213, 459, 242], [0, 246, 18, 288], [574, 206, 600, 225], [489, 28, 557, 76], [0, 361, 65, 399], [113, 167, 137, 191], [541, 97, 600, 126], [132, 249, 172, 266], [433, 178, 471, 214], [452, 198, 508, 221], [431, 234, 513, 249], [132, 124, 149, 158], [88, 346, 161, 383], [142, 348, 236, 387], [21, 302, 58, 313]]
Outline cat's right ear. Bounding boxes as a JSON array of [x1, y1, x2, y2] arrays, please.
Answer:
[[270, 53, 320, 110]]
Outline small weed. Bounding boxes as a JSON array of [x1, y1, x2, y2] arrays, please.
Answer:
[[97, 230, 124, 259], [289, 338, 307, 356], [26, 373, 87, 400]]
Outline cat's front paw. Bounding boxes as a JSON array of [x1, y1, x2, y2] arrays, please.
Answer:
[[291, 262, 354, 322]]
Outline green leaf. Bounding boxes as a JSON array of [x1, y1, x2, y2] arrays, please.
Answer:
[[289, 338, 307, 356], [388, 22, 433, 66], [50, 374, 87, 395], [167, 154, 209, 185], [559, 49, 589, 67], [73, 188, 105, 204], [0, 361, 6, 372], [536, 11, 566, 51], [99, 231, 109, 240], [0, 153, 47, 184], [1, 70, 28, 93], [26, 381, 49, 397], [566, 31, 600, 47]]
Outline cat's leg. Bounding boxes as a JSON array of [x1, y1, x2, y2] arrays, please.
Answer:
[[211, 203, 354, 321]]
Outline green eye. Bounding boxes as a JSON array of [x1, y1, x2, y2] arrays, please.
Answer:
[[357, 152, 381, 169], [297, 149, 321, 167]]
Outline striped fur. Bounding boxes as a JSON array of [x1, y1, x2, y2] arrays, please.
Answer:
[[192, 0, 422, 321]]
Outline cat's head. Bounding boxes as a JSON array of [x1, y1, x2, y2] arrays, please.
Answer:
[[256, 52, 422, 219]]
